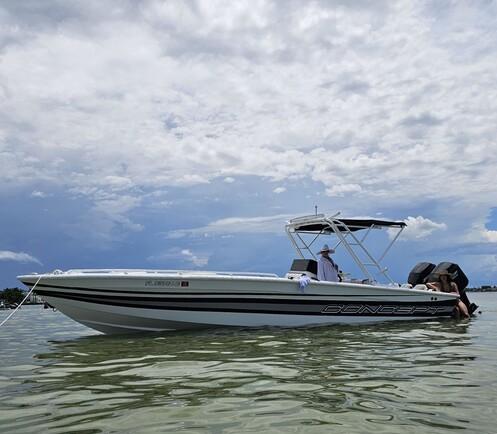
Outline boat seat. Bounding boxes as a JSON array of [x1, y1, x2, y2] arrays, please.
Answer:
[[285, 259, 318, 280]]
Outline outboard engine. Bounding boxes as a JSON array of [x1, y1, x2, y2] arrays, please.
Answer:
[[426, 262, 469, 290], [408, 262, 436, 286], [285, 259, 318, 280], [426, 262, 478, 315]]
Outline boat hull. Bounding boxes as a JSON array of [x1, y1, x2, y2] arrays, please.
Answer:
[[19, 271, 459, 334]]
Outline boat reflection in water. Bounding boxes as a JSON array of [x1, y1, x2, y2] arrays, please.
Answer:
[[17, 319, 479, 432]]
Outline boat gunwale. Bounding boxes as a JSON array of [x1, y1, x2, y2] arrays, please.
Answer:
[[17, 272, 460, 299]]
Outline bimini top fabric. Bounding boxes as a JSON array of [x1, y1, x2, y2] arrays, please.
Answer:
[[289, 217, 407, 233]]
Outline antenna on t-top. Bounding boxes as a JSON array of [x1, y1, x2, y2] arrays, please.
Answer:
[[315, 205, 318, 215]]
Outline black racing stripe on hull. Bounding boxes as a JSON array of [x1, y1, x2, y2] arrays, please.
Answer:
[[38, 291, 457, 317], [34, 289, 454, 306], [28, 282, 425, 298]]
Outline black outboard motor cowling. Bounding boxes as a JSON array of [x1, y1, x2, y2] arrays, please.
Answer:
[[426, 262, 469, 290], [408, 262, 436, 286]]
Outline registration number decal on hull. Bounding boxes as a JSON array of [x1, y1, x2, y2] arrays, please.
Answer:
[[145, 280, 189, 287]]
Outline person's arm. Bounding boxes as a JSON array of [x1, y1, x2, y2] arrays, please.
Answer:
[[334, 262, 342, 282], [426, 282, 440, 291], [450, 282, 460, 294]]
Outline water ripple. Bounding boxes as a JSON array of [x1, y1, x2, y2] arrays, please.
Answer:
[[1, 295, 496, 433]]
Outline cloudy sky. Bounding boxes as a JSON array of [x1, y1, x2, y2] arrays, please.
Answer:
[[1, 0, 497, 288]]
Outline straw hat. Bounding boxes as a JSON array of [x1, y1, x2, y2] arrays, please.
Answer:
[[438, 270, 455, 279], [317, 244, 335, 254]]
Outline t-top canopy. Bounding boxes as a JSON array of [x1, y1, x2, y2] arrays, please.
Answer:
[[287, 214, 407, 233], [285, 213, 407, 284]]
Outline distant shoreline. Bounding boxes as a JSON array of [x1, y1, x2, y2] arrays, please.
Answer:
[[466, 288, 497, 292]]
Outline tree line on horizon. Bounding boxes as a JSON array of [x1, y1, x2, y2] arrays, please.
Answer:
[[0, 287, 26, 305]]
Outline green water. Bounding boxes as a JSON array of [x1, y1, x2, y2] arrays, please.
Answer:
[[0, 293, 496, 433]]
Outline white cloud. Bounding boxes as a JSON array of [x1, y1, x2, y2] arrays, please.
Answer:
[[482, 230, 497, 243], [147, 247, 209, 268], [1, 1, 497, 261], [273, 187, 286, 194], [223, 177, 235, 183], [0, 250, 42, 265], [30, 190, 49, 198], [168, 213, 293, 238], [102, 176, 135, 191], [464, 222, 497, 244], [392, 216, 447, 240], [153, 200, 173, 208], [62, 193, 143, 245], [181, 249, 209, 267], [457, 254, 497, 280], [325, 184, 362, 197], [1, 1, 495, 207]]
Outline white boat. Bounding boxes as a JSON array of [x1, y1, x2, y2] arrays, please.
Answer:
[[18, 213, 461, 334]]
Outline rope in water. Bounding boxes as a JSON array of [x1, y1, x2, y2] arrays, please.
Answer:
[[0, 275, 43, 328]]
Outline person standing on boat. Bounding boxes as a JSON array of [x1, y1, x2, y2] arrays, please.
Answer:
[[317, 244, 341, 282]]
